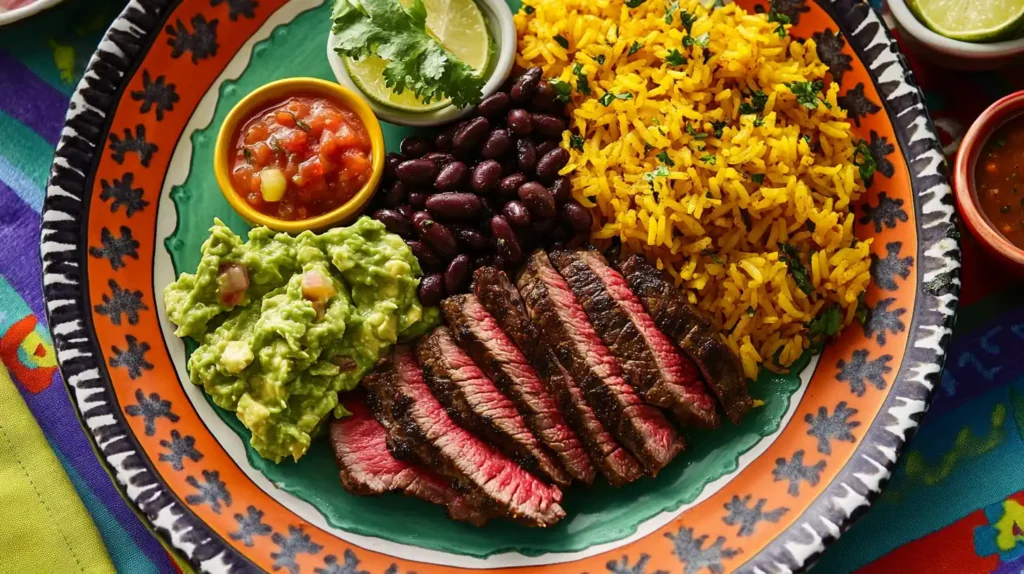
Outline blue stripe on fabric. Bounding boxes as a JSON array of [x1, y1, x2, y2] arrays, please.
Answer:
[[0, 49, 66, 145]]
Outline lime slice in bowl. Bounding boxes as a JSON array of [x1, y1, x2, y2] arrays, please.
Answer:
[[344, 0, 493, 113], [908, 0, 1024, 42]]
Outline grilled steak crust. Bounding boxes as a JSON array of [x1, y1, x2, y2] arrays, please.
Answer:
[[364, 346, 565, 527], [617, 255, 752, 423], [329, 397, 491, 525], [473, 267, 642, 486], [516, 251, 684, 475], [443, 294, 594, 485], [416, 327, 570, 486], [549, 250, 720, 429]]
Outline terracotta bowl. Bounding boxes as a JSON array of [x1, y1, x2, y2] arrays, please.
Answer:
[[954, 90, 1024, 273]]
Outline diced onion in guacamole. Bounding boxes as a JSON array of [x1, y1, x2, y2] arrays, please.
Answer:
[[164, 216, 440, 463]]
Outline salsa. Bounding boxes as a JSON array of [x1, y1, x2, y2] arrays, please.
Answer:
[[231, 96, 373, 221], [976, 113, 1024, 249]]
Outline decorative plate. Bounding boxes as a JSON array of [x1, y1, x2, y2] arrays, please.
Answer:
[[41, 0, 960, 572]]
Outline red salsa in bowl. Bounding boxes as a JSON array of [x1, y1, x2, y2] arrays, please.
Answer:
[[976, 113, 1024, 249], [230, 96, 374, 221]]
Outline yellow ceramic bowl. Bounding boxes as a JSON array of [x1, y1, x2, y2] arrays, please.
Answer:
[[214, 77, 385, 232]]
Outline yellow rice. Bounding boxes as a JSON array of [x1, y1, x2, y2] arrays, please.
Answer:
[[515, 0, 872, 379]]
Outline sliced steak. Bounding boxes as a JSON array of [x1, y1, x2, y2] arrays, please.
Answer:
[[473, 267, 642, 486], [516, 251, 684, 475], [442, 293, 595, 485], [416, 327, 570, 486], [549, 250, 720, 429], [617, 254, 752, 423], [329, 396, 491, 525], [364, 346, 565, 527]]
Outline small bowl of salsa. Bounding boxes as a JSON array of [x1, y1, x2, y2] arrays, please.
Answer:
[[214, 77, 384, 232], [955, 91, 1024, 272]]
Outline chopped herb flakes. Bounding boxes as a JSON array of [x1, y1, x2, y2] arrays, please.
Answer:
[[686, 123, 708, 139], [806, 219, 816, 232], [269, 137, 283, 153], [625, 0, 646, 6], [294, 115, 311, 132], [747, 306, 756, 317], [664, 0, 678, 24], [700, 153, 716, 165], [680, 10, 698, 32], [598, 91, 633, 106], [779, 243, 814, 295], [549, 79, 573, 104], [570, 134, 585, 151], [751, 173, 765, 184], [523, 5, 534, 14], [807, 306, 842, 339], [657, 150, 675, 166], [753, 117, 765, 127], [787, 80, 830, 110], [855, 292, 868, 325], [738, 90, 769, 115], [629, 41, 644, 56], [682, 32, 710, 48], [665, 49, 687, 67], [243, 148, 253, 164], [711, 120, 727, 138], [572, 63, 591, 96], [768, 6, 791, 38], [595, 55, 606, 65], [644, 165, 671, 182], [853, 140, 876, 182]]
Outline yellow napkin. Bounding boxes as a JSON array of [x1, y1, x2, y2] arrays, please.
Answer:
[[0, 363, 115, 573]]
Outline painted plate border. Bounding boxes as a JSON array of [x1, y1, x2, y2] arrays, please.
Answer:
[[39, 0, 960, 572]]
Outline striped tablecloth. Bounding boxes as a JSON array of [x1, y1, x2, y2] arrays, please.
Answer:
[[0, 0, 1020, 571]]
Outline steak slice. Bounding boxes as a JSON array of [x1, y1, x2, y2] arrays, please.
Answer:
[[549, 250, 720, 429], [473, 267, 642, 486], [516, 251, 684, 475], [442, 293, 595, 485], [617, 254, 752, 423], [416, 327, 570, 486], [364, 346, 565, 527], [329, 396, 491, 525]]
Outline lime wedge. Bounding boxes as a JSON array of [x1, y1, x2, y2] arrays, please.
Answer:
[[344, 0, 492, 112], [908, 0, 1024, 42]]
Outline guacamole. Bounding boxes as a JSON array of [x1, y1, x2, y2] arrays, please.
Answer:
[[165, 216, 439, 462]]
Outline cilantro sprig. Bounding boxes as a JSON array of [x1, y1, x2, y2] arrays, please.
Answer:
[[332, 0, 486, 108], [787, 80, 831, 110], [738, 90, 769, 115], [779, 243, 814, 295], [599, 92, 633, 106]]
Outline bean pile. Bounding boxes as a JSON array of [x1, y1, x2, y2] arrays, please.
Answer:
[[370, 68, 592, 306]]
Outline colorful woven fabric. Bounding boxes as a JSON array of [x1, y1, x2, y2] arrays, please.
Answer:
[[0, 0, 1020, 572]]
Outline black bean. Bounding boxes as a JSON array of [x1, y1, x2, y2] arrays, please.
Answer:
[[425, 192, 482, 220], [536, 140, 558, 157], [550, 177, 571, 203], [490, 215, 523, 263], [503, 201, 532, 227], [397, 158, 439, 185], [471, 160, 502, 194], [531, 114, 566, 139], [418, 273, 446, 306], [422, 151, 457, 168], [397, 205, 414, 220], [453, 117, 490, 153], [530, 81, 560, 113], [400, 136, 432, 158], [374, 209, 414, 237], [408, 192, 426, 207], [516, 139, 538, 174], [507, 109, 533, 136], [435, 124, 459, 151], [407, 241, 442, 270], [445, 254, 472, 294], [416, 218, 460, 259], [561, 201, 592, 233], [453, 226, 489, 252], [536, 147, 571, 181], [482, 129, 512, 159], [384, 181, 408, 207], [498, 174, 527, 198], [518, 182, 557, 219], [435, 161, 468, 191], [384, 152, 405, 182], [477, 92, 511, 119], [510, 67, 542, 102], [412, 210, 432, 228]]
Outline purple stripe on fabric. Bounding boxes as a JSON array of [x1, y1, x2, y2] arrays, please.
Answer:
[[0, 183, 173, 569], [0, 49, 67, 145]]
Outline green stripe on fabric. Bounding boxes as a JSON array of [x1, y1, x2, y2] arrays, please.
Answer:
[[0, 108, 56, 190], [52, 447, 162, 574]]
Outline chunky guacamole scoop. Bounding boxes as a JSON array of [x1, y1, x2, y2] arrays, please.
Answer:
[[165, 216, 439, 462]]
